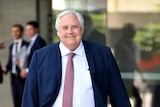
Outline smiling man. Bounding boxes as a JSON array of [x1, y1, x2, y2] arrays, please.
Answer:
[[22, 10, 131, 107]]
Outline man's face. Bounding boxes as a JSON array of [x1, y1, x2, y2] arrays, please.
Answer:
[[58, 13, 83, 51], [26, 25, 38, 38], [12, 27, 23, 40]]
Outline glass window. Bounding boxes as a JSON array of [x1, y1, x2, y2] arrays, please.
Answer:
[[107, 0, 160, 107]]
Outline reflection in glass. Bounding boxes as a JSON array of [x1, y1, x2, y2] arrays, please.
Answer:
[[114, 23, 142, 107], [108, 0, 160, 107]]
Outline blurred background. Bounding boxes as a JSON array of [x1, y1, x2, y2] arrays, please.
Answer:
[[0, 0, 160, 107]]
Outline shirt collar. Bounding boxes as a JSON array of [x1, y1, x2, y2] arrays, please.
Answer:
[[14, 38, 22, 44], [31, 34, 38, 42], [59, 41, 84, 57]]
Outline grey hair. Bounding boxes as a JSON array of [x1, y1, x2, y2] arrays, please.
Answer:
[[55, 10, 84, 34]]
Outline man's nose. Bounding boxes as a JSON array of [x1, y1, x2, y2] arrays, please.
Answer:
[[67, 27, 73, 33]]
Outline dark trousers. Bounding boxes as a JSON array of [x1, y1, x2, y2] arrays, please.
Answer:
[[132, 85, 142, 107], [11, 74, 25, 107], [152, 85, 160, 107], [123, 79, 142, 107]]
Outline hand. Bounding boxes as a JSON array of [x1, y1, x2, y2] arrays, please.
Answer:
[[3, 68, 8, 75], [20, 69, 28, 79], [0, 42, 5, 49], [16, 59, 20, 66]]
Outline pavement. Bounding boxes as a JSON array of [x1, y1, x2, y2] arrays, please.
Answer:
[[0, 74, 13, 107]]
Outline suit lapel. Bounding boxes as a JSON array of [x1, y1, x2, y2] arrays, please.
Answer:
[[10, 43, 14, 51], [83, 41, 105, 107], [55, 44, 62, 83], [21, 40, 25, 47], [45, 43, 62, 106], [83, 41, 95, 78], [21, 40, 24, 47], [31, 36, 38, 52], [46, 43, 62, 86], [30, 35, 40, 54]]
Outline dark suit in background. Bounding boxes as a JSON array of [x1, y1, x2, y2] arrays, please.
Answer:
[[114, 23, 142, 107], [22, 41, 131, 107], [6, 40, 29, 107], [82, 14, 106, 45], [83, 28, 106, 45], [26, 35, 46, 67]]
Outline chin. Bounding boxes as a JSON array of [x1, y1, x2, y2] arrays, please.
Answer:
[[67, 42, 79, 50], [69, 42, 77, 46]]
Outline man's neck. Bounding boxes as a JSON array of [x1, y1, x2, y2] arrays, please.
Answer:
[[30, 34, 38, 41]]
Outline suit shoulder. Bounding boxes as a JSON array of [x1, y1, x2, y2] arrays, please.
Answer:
[[22, 40, 29, 45], [38, 36, 45, 41], [22, 39, 29, 43], [83, 41, 110, 50], [37, 36, 46, 45], [35, 43, 59, 54], [9, 43, 13, 47], [84, 41, 112, 58], [9, 43, 14, 49]]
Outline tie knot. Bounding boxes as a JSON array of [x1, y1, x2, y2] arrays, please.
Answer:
[[68, 52, 75, 60]]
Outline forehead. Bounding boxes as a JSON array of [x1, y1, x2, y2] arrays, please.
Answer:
[[12, 26, 20, 31], [26, 25, 35, 29], [59, 13, 80, 25]]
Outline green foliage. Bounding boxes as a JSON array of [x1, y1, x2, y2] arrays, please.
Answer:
[[89, 12, 106, 34], [135, 24, 160, 54]]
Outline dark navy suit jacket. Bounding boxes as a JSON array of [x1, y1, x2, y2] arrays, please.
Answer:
[[22, 41, 131, 107], [27, 35, 46, 67]]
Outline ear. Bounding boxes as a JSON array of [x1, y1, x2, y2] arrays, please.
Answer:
[[57, 32, 59, 37]]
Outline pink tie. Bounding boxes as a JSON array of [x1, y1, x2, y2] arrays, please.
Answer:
[[62, 52, 75, 107]]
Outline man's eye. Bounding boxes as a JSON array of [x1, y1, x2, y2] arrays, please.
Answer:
[[62, 26, 68, 30], [72, 25, 78, 29]]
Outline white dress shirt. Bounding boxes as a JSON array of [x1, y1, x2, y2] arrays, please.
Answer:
[[26, 34, 38, 73], [27, 34, 38, 55], [52, 41, 95, 107], [12, 39, 22, 74]]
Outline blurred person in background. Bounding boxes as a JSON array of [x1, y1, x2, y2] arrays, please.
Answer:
[[3, 24, 29, 107], [114, 23, 142, 107], [0, 41, 5, 84], [82, 14, 106, 45], [20, 21, 46, 79]]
